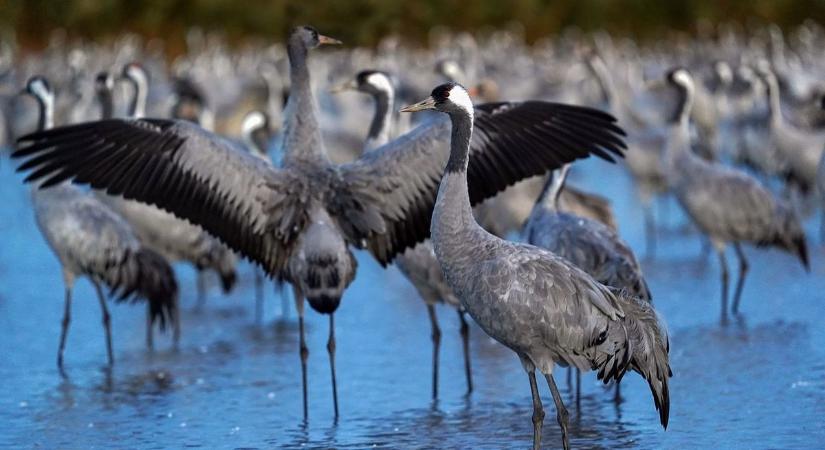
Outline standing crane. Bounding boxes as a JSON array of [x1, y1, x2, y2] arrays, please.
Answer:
[[18, 76, 177, 372], [13, 26, 638, 422], [663, 68, 808, 321], [400, 82, 670, 450]]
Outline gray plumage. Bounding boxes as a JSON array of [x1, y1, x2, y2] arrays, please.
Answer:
[[20, 76, 177, 372], [524, 164, 651, 301], [557, 185, 618, 231], [523, 163, 650, 403], [402, 83, 669, 450], [241, 110, 289, 322], [756, 62, 825, 193], [100, 67, 238, 304], [13, 27, 630, 421], [664, 68, 808, 321], [586, 53, 667, 257], [334, 68, 468, 398]]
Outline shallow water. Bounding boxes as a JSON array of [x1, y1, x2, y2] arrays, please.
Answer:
[[1, 154, 824, 449]]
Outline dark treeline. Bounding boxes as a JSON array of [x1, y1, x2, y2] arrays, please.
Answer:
[[2, 0, 824, 54]]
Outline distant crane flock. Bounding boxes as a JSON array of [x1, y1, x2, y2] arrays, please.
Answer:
[[4, 21, 823, 448]]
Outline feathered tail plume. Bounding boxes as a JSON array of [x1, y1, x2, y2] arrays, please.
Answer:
[[765, 202, 809, 271], [620, 292, 672, 429], [216, 249, 238, 294], [101, 248, 178, 330], [199, 242, 237, 294], [591, 289, 671, 429]]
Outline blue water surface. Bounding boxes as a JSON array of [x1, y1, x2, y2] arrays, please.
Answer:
[[1, 152, 824, 449]]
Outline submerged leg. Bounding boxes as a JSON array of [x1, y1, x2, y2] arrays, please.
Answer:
[[92, 279, 114, 366], [731, 243, 750, 315], [57, 271, 74, 375], [196, 270, 206, 310], [458, 310, 473, 395], [327, 314, 339, 419], [294, 287, 308, 421], [527, 370, 545, 450], [644, 205, 656, 260], [716, 244, 729, 324], [254, 270, 264, 325], [146, 301, 154, 351], [575, 369, 581, 409], [820, 210, 825, 244], [545, 373, 571, 450], [427, 304, 441, 400], [172, 294, 181, 349], [278, 281, 289, 318]]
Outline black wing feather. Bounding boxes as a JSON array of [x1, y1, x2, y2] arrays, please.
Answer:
[[339, 101, 626, 266]]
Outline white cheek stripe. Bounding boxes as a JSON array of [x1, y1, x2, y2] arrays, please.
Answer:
[[449, 86, 475, 117], [366, 73, 393, 95]]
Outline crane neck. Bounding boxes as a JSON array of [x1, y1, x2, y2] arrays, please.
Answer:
[[35, 91, 54, 131], [671, 81, 694, 128], [242, 124, 271, 160], [763, 73, 783, 128], [589, 57, 617, 108], [432, 107, 481, 258], [364, 87, 394, 152], [127, 76, 147, 118], [96, 89, 114, 120], [535, 164, 570, 212], [445, 109, 474, 174], [282, 36, 327, 164]]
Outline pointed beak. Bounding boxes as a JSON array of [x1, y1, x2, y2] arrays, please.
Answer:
[[318, 34, 342, 46], [329, 79, 358, 94], [467, 86, 479, 98], [400, 96, 436, 113]]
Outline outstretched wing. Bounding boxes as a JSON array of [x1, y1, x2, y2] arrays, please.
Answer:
[[336, 101, 626, 265], [14, 119, 307, 276]]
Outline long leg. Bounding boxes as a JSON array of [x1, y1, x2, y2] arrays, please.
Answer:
[[196, 270, 206, 310], [614, 381, 622, 404], [294, 286, 308, 421], [92, 279, 114, 366], [458, 310, 473, 395], [57, 271, 74, 375], [566, 367, 572, 388], [327, 314, 339, 419], [658, 194, 670, 230], [716, 245, 729, 324], [426, 304, 441, 400], [254, 269, 264, 325], [731, 243, 750, 315], [820, 210, 825, 244], [527, 370, 544, 450], [545, 373, 570, 450], [278, 281, 289, 318], [172, 293, 181, 349], [644, 205, 656, 260], [146, 301, 154, 350], [575, 369, 581, 409]]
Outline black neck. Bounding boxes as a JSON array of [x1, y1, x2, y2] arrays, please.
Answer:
[[368, 91, 391, 140], [33, 92, 53, 131], [669, 85, 689, 124], [445, 111, 473, 173], [97, 91, 113, 119], [35, 97, 47, 131], [126, 80, 140, 117]]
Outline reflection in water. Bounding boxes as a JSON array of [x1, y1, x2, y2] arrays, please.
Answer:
[[1, 159, 824, 449]]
